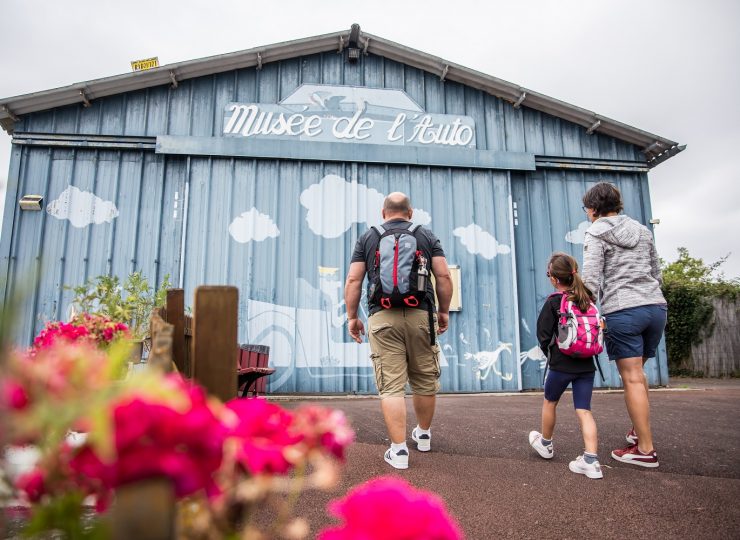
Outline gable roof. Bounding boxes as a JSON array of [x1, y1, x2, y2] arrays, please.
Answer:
[[0, 26, 684, 167]]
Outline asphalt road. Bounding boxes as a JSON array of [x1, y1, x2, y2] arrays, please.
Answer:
[[281, 381, 740, 539]]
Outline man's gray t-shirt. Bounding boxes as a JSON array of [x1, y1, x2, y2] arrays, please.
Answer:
[[350, 219, 445, 314]]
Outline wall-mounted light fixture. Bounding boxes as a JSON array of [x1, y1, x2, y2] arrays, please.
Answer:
[[649, 218, 660, 225], [19, 195, 43, 211], [346, 23, 361, 63]]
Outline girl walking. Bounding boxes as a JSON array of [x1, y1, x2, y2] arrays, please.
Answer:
[[528, 252, 603, 479]]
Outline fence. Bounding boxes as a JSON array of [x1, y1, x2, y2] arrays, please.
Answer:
[[686, 296, 740, 377]]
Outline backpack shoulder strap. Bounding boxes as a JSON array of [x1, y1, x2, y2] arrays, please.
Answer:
[[559, 292, 570, 314], [371, 224, 385, 237], [408, 223, 422, 234]]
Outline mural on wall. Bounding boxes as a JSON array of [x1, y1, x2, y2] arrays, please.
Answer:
[[245, 265, 449, 390], [453, 223, 511, 259], [228, 208, 280, 243], [459, 327, 515, 382], [521, 318, 532, 334], [237, 173, 516, 391], [47, 186, 118, 228], [465, 342, 515, 382], [299, 174, 432, 239], [565, 221, 590, 244], [519, 345, 547, 371]]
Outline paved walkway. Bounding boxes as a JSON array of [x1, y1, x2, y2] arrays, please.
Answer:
[[281, 379, 740, 539]]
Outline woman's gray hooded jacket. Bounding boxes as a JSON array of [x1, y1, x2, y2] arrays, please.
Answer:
[[582, 215, 666, 315]]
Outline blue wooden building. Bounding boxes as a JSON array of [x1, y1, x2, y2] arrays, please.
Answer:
[[0, 26, 683, 393]]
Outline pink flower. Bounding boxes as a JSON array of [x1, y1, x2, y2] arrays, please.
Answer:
[[1, 379, 30, 410], [69, 375, 227, 502], [291, 405, 355, 461], [224, 398, 303, 475], [318, 477, 464, 540], [15, 468, 46, 503]]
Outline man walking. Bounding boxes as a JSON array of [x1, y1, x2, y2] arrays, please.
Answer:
[[344, 192, 452, 469]]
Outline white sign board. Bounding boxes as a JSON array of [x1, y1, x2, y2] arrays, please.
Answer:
[[223, 84, 476, 148]]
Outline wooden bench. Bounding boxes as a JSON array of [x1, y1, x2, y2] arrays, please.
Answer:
[[238, 344, 274, 397], [153, 287, 274, 399]]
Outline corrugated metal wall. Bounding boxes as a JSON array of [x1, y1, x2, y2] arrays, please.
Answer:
[[2, 146, 184, 343], [512, 170, 669, 389], [2, 49, 667, 392]]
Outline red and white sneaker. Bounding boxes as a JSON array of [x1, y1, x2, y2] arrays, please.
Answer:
[[625, 427, 638, 445], [611, 445, 659, 468]]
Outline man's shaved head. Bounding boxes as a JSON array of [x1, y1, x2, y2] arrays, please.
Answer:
[[383, 192, 412, 218]]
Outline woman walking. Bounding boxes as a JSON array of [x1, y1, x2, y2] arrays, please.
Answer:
[[581, 182, 667, 468]]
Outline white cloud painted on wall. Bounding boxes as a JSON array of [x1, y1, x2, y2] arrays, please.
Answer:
[[411, 207, 432, 226], [229, 208, 280, 243], [453, 223, 511, 259], [565, 221, 590, 244], [300, 174, 432, 238], [46, 185, 118, 228]]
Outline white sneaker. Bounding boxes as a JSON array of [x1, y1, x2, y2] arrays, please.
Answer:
[[384, 447, 409, 469], [569, 455, 604, 479], [411, 427, 431, 452], [528, 431, 554, 459]]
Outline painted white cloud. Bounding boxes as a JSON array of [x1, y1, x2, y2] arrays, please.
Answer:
[[300, 174, 433, 238], [411, 207, 432, 226], [300, 175, 384, 238], [565, 220, 590, 244], [229, 207, 280, 243], [46, 185, 118, 228], [453, 223, 511, 259]]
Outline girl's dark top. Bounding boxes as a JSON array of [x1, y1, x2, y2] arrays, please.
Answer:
[[537, 293, 597, 375]]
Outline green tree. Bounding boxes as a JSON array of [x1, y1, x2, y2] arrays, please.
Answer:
[[661, 248, 739, 375]]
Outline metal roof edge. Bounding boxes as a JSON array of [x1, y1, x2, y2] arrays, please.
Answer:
[[0, 26, 683, 165]]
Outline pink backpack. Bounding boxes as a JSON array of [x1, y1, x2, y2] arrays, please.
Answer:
[[552, 292, 604, 358]]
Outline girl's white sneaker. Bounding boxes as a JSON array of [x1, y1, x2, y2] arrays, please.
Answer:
[[569, 455, 604, 479], [528, 431, 554, 459]]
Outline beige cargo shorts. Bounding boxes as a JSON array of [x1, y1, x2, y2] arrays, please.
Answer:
[[367, 307, 441, 398]]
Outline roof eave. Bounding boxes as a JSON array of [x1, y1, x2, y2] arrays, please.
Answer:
[[0, 28, 683, 166]]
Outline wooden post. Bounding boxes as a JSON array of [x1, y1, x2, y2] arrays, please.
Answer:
[[148, 311, 174, 373], [192, 286, 238, 402], [165, 289, 186, 375], [111, 479, 175, 540]]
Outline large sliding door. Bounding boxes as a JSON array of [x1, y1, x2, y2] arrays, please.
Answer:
[[180, 157, 521, 393]]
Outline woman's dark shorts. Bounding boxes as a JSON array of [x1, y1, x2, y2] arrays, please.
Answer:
[[604, 304, 667, 361], [544, 370, 595, 410]]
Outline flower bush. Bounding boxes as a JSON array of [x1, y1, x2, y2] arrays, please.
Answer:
[[32, 314, 128, 351], [1, 326, 463, 539]]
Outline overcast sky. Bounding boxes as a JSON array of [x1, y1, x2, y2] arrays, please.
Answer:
[[1, 0, 738, 277]]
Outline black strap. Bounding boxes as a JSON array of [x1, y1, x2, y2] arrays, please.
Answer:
[[594, 356, 606, 383]]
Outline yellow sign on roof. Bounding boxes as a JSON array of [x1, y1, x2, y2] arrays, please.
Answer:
[[130, 57, 159, 72]]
